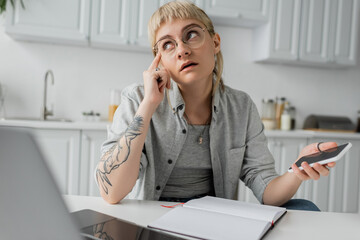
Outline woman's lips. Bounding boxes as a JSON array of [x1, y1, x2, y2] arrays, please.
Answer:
[[180, 62, 198, 71]]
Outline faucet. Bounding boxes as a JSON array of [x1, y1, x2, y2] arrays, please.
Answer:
[[42, 70, 54, 120]]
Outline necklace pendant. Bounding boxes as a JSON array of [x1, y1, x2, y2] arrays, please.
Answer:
[[198, 136, 203, 144]]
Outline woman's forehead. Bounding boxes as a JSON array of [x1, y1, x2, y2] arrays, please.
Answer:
[[155, 18, 204, 40]]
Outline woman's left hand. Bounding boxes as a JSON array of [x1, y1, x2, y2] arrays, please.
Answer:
[[291, 142, 337, 181]]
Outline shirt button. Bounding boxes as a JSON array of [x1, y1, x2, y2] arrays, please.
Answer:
[[156, 186, 161, 191], [178, 105, 184, 110], [182, 129, 186, 134], [168, 159, 173, 164]]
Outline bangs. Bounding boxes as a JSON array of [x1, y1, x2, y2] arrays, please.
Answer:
[[148, 1, 214, 51]]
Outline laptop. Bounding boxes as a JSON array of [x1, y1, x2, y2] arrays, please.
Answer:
[[0, 127, 183, 240]]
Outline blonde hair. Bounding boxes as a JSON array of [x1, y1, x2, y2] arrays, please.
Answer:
[[148, 0, 224, 95]]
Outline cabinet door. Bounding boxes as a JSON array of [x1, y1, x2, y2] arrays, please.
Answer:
[[268, 0, 302, 60], [129, 0, 159, 48], [90, 0, 131, 48], [309, 138, 360, 213], [331, 0, 359, 65], [79, 130, 107, 196], [204, 0, 269, 24], [299, 0, 333, 63], [33, 129, 81, 195], [5, 0, 90, 45], [267, 137, 307, 173]]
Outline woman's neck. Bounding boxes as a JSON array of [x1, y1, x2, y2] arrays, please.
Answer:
[[178, 77, 213, 125]]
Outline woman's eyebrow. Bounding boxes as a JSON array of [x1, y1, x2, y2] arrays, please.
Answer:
[[181, 23, 202, 32], [156, 23, 203, 42]]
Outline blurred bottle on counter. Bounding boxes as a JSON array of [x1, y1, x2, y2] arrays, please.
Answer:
[[261, 98, 276, 130], [108, 89, 121, 122], [275, 97, 286, 129], [0, 82, 6, 120], [82, 111, 101, 122], [281, 102, 291, 131], [289, 106, 296, 130], [357, 110, 360, 133]]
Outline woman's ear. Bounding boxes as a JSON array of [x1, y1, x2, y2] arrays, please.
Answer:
[[213, 33, 221, 54]]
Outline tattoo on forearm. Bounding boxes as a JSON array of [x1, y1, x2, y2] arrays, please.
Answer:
[[92, 223, 114, 240], [96, 115, 144, 194]]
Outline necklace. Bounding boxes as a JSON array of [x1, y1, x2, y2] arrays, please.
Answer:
[[183, 111, 212, 144]]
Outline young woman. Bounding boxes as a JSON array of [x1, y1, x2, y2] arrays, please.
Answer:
[[96, 1, 336, 210]]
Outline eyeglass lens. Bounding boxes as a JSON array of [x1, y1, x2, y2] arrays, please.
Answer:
[[154, 26, 205, 56]]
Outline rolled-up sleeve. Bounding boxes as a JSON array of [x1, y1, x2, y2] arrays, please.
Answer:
[[95, 85, 148, 187], [240, 99, 279, 203]]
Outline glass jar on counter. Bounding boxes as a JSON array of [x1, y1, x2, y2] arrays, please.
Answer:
[[281, 102, 291, 131], [109, 89, 121, 122], [261, 99, 276, 130], [289, 106, 296, 130], [357, 110, 360, 133]]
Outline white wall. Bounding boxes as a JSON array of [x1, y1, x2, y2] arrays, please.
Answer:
[[1, 15, 359, 128]]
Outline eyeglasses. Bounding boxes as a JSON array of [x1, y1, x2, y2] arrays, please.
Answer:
[[153, 26, 207, 57]]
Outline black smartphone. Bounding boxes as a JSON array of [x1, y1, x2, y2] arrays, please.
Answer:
[[288, 143, 352, 172]]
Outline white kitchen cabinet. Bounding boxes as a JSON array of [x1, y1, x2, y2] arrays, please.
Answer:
[[267, 137, 307, 173], [31, 128, 108, 197], [254, 0, 360, 67], [90, 0, 131, 48], [331, 0, 359, 65], [32, 129, 81, 195], [5, 0, 271, 50], [5, 0, 91, 45], [299, 0, 333, 63], [79, 130, 107, 197], [130, 0, 160, 48], [203, 0, 269, 27], [90, 0, 204, 51], [299, 0, 359, 66], [253, 0, 302, 61], [90, 0, 155, 51]]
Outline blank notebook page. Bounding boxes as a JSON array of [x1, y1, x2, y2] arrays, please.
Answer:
[[149, 207, 271, 240]]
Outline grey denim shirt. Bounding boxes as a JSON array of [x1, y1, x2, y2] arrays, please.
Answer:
[[100, 82, 279, 203]]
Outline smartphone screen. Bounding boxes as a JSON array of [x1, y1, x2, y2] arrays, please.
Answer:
[[289, 143, 349, 170]]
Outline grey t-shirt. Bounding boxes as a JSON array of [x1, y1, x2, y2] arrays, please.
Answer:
[[160, 124, 214, 198], [99, 81, 279, 203]]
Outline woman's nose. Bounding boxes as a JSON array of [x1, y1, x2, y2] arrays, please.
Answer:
[[176, 41, 191, 59]]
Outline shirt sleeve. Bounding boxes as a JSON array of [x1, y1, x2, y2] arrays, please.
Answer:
[[240, 98, 279, 204], [95, 85, 148, 189]]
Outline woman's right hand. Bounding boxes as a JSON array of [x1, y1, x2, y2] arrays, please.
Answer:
[[142, 53, 171, 107]]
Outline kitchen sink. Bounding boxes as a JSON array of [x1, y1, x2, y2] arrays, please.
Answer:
[[3, 117, 72, 122]]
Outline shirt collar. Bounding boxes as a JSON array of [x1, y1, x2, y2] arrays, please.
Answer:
[[167, 80, 221, 120]]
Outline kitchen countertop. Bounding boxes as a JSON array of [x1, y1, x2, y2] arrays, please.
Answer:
[[1, 119, 360, 139], [264, 129, 360, 139], [0, 119, 109, 130]]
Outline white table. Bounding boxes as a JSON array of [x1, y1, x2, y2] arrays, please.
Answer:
[[64, 195, 360, 240]]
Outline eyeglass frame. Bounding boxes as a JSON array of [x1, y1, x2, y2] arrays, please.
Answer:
[[152, 25, 208, 56]]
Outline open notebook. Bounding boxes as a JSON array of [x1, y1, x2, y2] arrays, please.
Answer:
[[148, 196, 287, 240]]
